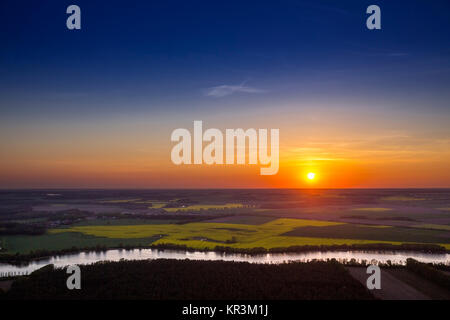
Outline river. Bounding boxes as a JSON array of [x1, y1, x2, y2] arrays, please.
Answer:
[[1, 248, 449, 277]]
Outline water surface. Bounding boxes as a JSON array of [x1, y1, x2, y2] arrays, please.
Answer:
[[1, 249, 449, 276]]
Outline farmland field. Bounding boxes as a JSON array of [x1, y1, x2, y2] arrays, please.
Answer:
[[1, 232, 159, 254], [163, 203, 246, 212], [1, 189, 450, 255], [47, 218, 450, 251], [283, 224, 450, 244]]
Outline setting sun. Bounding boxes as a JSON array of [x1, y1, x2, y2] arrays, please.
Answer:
[[307, 172, 316, 180]]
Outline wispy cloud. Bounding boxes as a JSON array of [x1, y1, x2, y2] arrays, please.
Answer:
[[346, 48, 410, 58], [384, 52, 409, 57], [204, 83, 265, 98], [284, 135, 450, 163]]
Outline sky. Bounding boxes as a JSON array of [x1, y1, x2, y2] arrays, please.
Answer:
[[0, 0, 449, 188]]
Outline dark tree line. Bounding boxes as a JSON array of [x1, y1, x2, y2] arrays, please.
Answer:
[[2, 259, 375, 300], [150, 242, 447, 254], [406, 258, 450, 290], [0, 222, 46, 236]]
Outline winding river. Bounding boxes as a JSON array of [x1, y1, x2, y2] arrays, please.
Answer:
[[1, 248, 449, 277]]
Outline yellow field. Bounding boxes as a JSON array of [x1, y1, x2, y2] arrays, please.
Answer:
[[99, 199, 141, 203], [148, 203, 167, 209], [50, 219, 338, 247], [413, 224, 450, 231], [352, 207, 392, 212], [163, 203, 246, 212], [49, 218, 450, 250], [94, 199, 249, 211]]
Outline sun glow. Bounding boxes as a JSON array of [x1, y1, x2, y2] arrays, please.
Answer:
[[307, 172, 316, 180]]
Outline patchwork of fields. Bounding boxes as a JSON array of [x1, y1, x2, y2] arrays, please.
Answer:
[[41, 217, 450, 252], [1, 189, 450, 255]]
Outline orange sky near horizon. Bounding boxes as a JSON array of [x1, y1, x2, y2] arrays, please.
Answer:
[[1, 155, 449, 189], [1, 104, 450, 189], [1, 133, 449, 189]]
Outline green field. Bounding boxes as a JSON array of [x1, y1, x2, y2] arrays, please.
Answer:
[[283, 224, 450, 244], [72, 218, 181, 226], [1, 232, 159, 254]]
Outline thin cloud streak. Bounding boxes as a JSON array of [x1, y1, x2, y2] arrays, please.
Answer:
[[204, 84, 266, 98]]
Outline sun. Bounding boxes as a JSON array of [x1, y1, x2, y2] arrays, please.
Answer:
[[307, 172, 316, 180]]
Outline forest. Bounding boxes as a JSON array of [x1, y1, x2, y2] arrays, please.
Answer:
[[1, 259, 375, 300]]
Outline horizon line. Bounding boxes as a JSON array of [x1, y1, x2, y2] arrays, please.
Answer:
[[1, 187, 450, 191]]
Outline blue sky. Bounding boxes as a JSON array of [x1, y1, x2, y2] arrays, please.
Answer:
[[1, 0, 449, 119]]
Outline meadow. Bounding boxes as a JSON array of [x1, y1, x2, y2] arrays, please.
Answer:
[[1, 232, 159, 254]]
